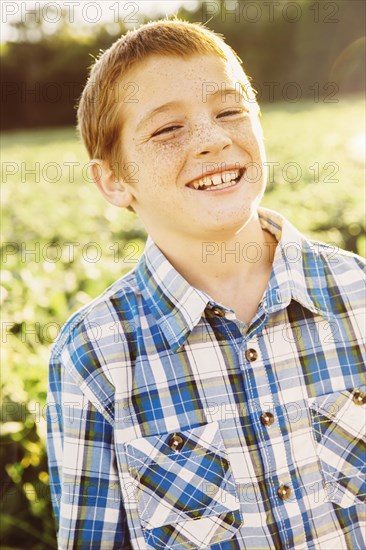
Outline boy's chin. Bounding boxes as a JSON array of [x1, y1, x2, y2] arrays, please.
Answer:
[[189, 210, 258, 234]]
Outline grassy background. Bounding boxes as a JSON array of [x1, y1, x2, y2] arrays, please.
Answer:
[[1, 95, 365, 548]]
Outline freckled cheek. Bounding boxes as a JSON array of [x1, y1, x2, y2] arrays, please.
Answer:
[[236, 128, 265, 159], [142, 141, 189, 178]]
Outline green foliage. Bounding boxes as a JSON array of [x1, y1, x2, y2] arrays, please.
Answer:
[[1, 98, 364, 547], [0, 400, 57, 549], [261, 96, 365, 254]]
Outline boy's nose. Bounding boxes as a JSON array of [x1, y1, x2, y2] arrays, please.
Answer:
[[192, 123, 232, 157]]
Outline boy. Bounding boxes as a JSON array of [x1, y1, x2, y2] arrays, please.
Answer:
[[47, 20, 365, 550]]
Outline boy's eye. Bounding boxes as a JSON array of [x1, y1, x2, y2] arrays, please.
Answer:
[[217, 108, 247, 119], [152, 125, 182, 137]]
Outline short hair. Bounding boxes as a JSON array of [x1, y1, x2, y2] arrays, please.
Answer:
[[77, 19, 257, 180]]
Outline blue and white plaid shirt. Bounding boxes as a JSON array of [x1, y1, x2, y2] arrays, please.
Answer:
[[47, 207, 366, 549]]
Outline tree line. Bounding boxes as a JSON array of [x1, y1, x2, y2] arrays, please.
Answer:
[[1, 0, 364, 130]]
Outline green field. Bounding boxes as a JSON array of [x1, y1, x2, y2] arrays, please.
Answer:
[[1, 96, 365, 548]]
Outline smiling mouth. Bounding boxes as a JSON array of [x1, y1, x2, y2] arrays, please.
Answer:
[[186, 168, 245, 191]]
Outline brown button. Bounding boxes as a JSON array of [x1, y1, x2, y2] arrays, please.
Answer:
[[352, 390, 366, 406], [245, 348, 258, 362], [168, 434, 184, 451], [211, 307, 225, 317], [260, 412, 275, 427], [277, 485, 291, 501]]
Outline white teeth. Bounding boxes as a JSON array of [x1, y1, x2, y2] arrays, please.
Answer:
[[222, 172, 235, 183], [206, 179, 238, 191], [211, 174, 223, 186], [190, 169, 241, 189]]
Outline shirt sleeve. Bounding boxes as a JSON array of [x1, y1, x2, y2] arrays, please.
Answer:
[[46, 352, 132, 549]]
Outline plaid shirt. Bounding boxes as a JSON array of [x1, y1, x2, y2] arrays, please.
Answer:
[[47, 207, 366, 550]]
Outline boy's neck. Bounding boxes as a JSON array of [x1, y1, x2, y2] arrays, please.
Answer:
[[150, 215, 278, 323]]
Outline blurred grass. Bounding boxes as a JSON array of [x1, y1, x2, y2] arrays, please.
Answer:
[[260, 94, 365, 253], [1, 95, 365, 548]]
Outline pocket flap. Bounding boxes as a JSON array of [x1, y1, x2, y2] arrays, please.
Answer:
[[308, 386, 366, 508], [126, 422, 243, 547]]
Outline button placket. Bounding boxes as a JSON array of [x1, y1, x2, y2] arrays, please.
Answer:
[[239, 329, 301, 545]]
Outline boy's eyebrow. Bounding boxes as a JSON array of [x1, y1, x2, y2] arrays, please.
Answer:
[[136, 88, 244, 131], [136, 101, 182, 131], [217, 87, 243, 96]]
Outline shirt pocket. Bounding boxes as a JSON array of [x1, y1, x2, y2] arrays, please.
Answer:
[[308, 386, 366, 509], [125, 421, 243, 549]]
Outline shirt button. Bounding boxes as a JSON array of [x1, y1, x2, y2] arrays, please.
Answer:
[[260, 412, 275, 427], [168, 434, 184, 451], [245, 348, 258, 362], [277, 485, 291, 501], [211, 307, 225, 317], [352, 389, 366, 406]]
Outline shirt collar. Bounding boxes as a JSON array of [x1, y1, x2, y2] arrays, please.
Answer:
[[258, 207, 333, 318], [135, 238, 211, 351], [135, 207, 333, 352]]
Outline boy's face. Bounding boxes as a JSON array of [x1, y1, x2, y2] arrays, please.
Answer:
[[116, 54, 267, 240]]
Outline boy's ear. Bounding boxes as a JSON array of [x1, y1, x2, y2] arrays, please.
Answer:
[[90, 159, 133, 209]]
